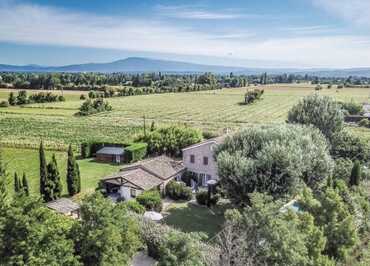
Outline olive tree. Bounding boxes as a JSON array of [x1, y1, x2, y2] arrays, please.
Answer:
[[288, 94, 344, 139], [215, 125, 333, 206]]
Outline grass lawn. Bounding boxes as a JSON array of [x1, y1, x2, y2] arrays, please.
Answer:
[[163, 201, 229, 239], [1, 147, 121, 197]]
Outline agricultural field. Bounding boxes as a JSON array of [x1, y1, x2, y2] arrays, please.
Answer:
[[0, 84, 369, 197], [1, 84, 369, 149]]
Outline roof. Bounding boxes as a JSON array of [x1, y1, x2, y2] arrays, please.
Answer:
[[182, 135, 226, 151], [46, 198, 80, 214], [102, 169, 163, 190], [102, 155, 184, 190], [96, 147, 124, 155]]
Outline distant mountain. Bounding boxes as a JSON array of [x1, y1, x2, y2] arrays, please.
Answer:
[[0, 57, 369, 77], [0, 57, 246, 73]]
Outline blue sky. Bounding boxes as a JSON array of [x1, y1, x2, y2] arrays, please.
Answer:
[[0, 0, 370, 68]]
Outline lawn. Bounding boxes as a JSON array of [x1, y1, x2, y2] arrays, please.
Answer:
[[1, 84, 369, 149], [163, 201, 228, 239], [1, 147, 121, 197]]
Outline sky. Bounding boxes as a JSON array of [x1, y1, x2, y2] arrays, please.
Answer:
[[0, 0, 370, 68]]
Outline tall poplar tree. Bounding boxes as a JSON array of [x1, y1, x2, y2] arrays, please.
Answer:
[[39, 141, 47, 200], [67, 145, 81, 196]]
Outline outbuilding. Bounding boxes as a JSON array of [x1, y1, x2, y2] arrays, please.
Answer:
[[46, 198, 81, 219], [96, 146, 125, 164]]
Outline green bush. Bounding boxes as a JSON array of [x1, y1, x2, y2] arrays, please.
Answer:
[[196, 190, 208, 205], [341, 101, 363, 115], [121, 199, 145, 214], [138, 125, 202, 157], [137, 190, 163, 212], [358, 119, 370, 128], [0, 101, 9, 107], [58, 95, 66, 102], [125, 143, 147, 163], [165, 180, 192, 201]]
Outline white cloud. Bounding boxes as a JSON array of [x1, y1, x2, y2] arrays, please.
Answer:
[[155, 5, 248, 20], [312, 0, 370, 26], [0, 2, 370, 67]]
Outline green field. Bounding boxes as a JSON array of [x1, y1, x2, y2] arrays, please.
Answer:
[[0, 84, 369, 196], [1, 147, 121, 197], [1, 84, 369, 149]]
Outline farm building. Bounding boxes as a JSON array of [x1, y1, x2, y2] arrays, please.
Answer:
[[96, 146, 125, 164], [101, 155, 185, 201], [46, 198, 81, 219]]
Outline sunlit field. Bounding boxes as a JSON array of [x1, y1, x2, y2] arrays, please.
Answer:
[[0, 84, 369, 149]]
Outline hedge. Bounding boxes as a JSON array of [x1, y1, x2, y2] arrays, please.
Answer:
[[136, 190, 163, 212], [166, 180, 192, 200], [125, 143, 148, 163]]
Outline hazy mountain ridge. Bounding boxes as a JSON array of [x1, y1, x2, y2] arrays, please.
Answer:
[[0, 57, 369, 77]]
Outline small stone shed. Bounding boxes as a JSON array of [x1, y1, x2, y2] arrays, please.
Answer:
[[46, 198, 81, 219], [96, 146, 125, 164]]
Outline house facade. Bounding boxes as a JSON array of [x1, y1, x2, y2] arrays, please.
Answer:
[[101, 155, 185, 201], [182, 136, 225, 187]]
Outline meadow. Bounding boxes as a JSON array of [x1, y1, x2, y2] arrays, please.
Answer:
[[1, 147, 121, 197], [0, 84, 369, 196]]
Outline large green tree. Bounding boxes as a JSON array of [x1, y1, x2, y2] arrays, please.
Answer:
[[288, 94, 344, 139], [299, 182, 359, 261], [0, 196, 80, 265], [217, 193, 333, 266], [67, 145, 81, 196], [73, 193, 141, 266], [215, 125, 333, 206]]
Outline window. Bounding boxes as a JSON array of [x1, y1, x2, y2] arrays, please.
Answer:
[[190, 154, 195, 163], [130, 188, 136, 198], [203, 156, 208, 165], [199, 173, 206, 186]]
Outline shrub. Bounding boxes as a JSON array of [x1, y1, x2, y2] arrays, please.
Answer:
[[315, 85, 322, 91], [138, 125, 202, 157], [358, 119, 370, 128], [58, 95, 66, 102], [165, 180, 192, 201], [333, 158, 353, 182], [244, 89, 264, 104], [77, 98, 112, 116], [137, 190, 162, 212], [341, 101, 363, 115], [196, 190, 208, 205], [0, 101, 9, 107], [125, 143, 147, 163], [80, 94, 86, 100], [121, 199, 145, 214]]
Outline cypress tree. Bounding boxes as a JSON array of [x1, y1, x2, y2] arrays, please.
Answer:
[[45, 154, 62, 201], [39, 141, 47, 200], [14, 172, 20, 193], [0, 149, 8, 207], [75, 162, 81, 193], [22, 173, 29, 196], [350, 160, 361, 186], [67, 145, 80, 196]]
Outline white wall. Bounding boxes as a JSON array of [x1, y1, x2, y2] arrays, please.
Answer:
[[119, 186, 142, 200]]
